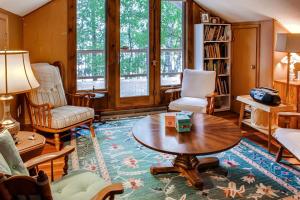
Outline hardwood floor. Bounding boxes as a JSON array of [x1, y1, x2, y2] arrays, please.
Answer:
[[37, 111, 299, 181]]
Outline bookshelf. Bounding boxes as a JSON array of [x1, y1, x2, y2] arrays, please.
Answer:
[[194, 23, 231, 112]]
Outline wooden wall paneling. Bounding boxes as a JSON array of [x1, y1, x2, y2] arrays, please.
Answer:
[[0, 8, 23, 50], [259, 20, 274, 88], [23, 0, 68, 91], [0, 12, 9, 49]]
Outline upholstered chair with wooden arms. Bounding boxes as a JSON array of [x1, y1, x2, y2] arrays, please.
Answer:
[[274, 112, 300, 162], [166, 69, 216, 115], [26, 62, 95, 151], [0, 129, 124, 200]]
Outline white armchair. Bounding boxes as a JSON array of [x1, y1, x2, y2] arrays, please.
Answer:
[[274, 112, 300, 162], [167, 69, 216, 114]]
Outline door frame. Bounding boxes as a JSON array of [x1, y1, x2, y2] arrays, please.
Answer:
[[115, 0, 159, 108]]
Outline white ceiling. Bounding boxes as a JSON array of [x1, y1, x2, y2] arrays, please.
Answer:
[[0, 0, 50, 16], [195, 0, 300, 33]]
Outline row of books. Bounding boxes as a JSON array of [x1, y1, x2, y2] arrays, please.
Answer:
[[204, 60, 228, 75], [216, 77, 229, 95], [204, 26, 230, 41], [204, 43, 228, 58]]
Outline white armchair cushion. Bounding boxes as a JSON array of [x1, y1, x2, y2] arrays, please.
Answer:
[[29, 63, 67, 108], [169, 97, 207, 113], [51, 106, 94, 129], [274, 128, 300, 159], [181, 69, 216, 98]]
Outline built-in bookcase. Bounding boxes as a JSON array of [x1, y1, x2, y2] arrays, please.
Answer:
[[194, 23, 231, 112]]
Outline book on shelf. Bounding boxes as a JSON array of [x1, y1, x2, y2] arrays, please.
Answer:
[[204, 25, 230, 41], [216, 77, 229, 95], [204, 60, 228, 75], [204, 43, 228, 58]]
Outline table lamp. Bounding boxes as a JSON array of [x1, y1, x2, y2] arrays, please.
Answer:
[[0, 50, 39, 140], [275, 33, 300, 102]]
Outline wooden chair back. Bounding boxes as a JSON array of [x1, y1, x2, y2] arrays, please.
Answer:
[[0, 171, 53, 200]]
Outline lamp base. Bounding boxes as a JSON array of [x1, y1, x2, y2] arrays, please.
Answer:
[[0, 95, 20, 143]]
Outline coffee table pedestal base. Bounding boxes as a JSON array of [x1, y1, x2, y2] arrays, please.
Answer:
[[150, 155, 219, 189]]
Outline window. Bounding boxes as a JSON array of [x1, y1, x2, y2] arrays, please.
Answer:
[[76, 0, 106, 90], [160, 0, 184, 86]]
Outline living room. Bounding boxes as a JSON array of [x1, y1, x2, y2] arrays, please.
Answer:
[[0, 0, 299, 199]]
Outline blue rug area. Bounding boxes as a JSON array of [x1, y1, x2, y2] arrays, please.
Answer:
[[67, 117, 300, 200]]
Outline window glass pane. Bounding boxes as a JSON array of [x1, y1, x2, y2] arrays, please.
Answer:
[[120, 0, 149, 97], [76, 0, 106, 90], [161, 0, 183, 86]]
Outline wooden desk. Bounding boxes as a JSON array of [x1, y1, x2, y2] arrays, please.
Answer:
[[16, 131, 46, 162], [237, 95, 294, 152]]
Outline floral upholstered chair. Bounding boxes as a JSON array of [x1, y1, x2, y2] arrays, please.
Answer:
[[167, 69, 216, 115], [0, 129, 123, 200], [26, 62, 95, 151]]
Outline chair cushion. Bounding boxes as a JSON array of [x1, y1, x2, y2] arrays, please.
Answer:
[[29, 63, 67, 108], [181, 69, 216, 99], [169, 97, 207, 113], [51, 106, 94, 129], [0, 129, 29, 176], [274, 128, 300, 159], [51, 170, 108, 200]]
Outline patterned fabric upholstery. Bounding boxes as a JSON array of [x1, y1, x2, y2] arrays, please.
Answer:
[[51, 170, 108, 200], [0, 129, 29, 176], [51, 106, 94, 129], [28, 63, 67, 108]]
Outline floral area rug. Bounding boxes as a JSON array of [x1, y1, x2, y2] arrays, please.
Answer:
[[66, 117, 300, 200]]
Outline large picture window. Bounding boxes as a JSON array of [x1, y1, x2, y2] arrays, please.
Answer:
[[160, 0, 184, 86], [76, 0, 106, 91]]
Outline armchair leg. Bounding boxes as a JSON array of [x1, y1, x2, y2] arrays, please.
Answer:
[[90, 121, 95, 137], [276, 146, 284, 162], [54, 134, 60, 151]]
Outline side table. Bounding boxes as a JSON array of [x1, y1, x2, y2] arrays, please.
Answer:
[[237, 95, 294, 152], [16, 131, 46, 162]]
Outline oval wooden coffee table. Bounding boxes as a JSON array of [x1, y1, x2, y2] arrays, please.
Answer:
[[132, 113, 242, 189]]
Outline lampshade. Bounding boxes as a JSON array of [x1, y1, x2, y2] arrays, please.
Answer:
[[275, 33, 300, 53], [0, 50, 40, 95]]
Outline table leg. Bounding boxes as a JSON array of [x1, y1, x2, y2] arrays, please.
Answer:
[[239, 103, 246, 128], [268, 112, 273, 152], [150, 155, 222, 190]]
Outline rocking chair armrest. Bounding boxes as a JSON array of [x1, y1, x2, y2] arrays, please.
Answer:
[[165, 88, 182, 94], [92, 183, 124, 200], [66, 93, 95, 107], [278, 112, 300, 118], [27, 100, 53, 111], [165, 88, 182, 102], [24, 146, 75, 169]]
